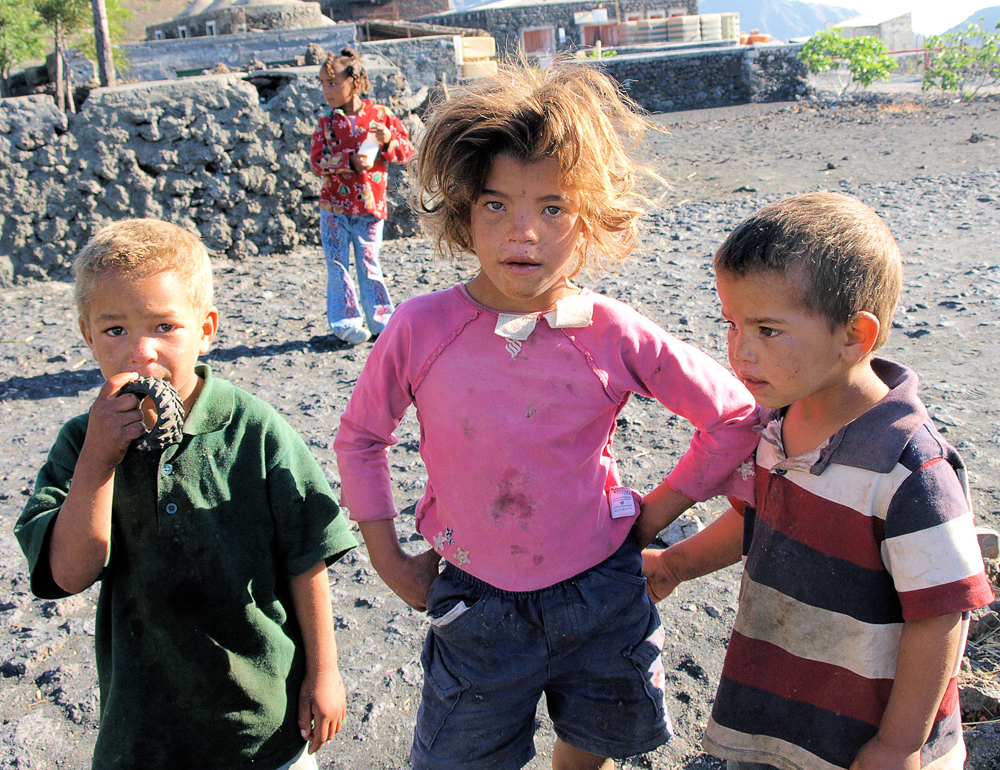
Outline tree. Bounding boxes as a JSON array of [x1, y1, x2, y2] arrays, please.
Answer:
[[90, 0, 113, 86], [798, 29, 897, 95], [76, 0, 128, 84], [0, 0, 44, 96], [34, 0, 88, 110], [923, 19, 1000, 98]]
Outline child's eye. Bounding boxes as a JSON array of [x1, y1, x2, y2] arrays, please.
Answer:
[[157, 323, 175, 333], [485, 201, 504, 212], [105, 326, 125, 337], [760, 327, 780, 338], [543, 205, 562, 216]]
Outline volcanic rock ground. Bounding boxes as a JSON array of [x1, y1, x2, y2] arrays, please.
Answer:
[[1, 92, 999, 768]]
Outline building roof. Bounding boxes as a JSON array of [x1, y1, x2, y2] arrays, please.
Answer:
[[440, 0, 597, 14], [828, 13, 909, 29], [177, 0, 317, 19]]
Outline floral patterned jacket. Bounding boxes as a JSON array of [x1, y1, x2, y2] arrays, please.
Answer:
[[310, 100, 414, 219]]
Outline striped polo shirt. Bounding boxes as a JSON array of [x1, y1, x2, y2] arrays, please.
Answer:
[[705, 358, 993, 770]]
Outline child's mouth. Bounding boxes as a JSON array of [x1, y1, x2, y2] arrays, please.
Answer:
[[502, 259, 541, 271]]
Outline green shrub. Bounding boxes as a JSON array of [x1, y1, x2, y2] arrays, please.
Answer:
[[799, 29, 897, 94], [923, 19, 1000, 97]]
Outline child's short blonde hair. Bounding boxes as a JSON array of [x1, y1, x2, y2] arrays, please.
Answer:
[[74, 219, 214, 317], [320, 47, 370, 95], [714, 192, 902, 351], [414, 59, 653, 271]]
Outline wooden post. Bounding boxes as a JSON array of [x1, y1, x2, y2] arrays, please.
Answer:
[[90, 0, 116, 87]]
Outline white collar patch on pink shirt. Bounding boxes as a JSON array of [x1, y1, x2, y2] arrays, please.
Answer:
[[492, 295, 594, 341]]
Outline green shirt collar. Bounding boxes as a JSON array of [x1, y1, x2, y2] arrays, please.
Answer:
[[183, 363, 235, 436]]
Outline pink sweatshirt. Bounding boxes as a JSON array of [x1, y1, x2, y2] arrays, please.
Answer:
[[335, 285, 758, 591]]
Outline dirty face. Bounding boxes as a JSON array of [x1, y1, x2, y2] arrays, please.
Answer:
[[465, 155, 587, 314], [716, 267, 848, 411], [79, 269, 218, 414]]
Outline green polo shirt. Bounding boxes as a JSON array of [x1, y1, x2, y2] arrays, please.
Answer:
[[15, 365, 357, 770]]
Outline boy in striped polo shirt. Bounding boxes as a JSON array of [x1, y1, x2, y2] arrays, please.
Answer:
[[644, 192, 993, 770]]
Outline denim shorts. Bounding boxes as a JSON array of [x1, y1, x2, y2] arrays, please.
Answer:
[[410, 538, 673, 770]]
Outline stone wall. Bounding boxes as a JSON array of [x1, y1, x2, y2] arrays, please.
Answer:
[[361, 35, 460, 93], [836, 13, 914, 53], [418, 0, 697, 57], [0, 66, 420, 286], [600, 43, 807, 113], [122, 25, 356, 81], [0, 43, 808, 287], [147, 2, 333, 41]]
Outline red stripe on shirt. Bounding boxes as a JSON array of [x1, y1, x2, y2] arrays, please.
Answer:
[[722, 630, 893, 726], [900, 577, 995, 621], [756, 475, 885, 570]]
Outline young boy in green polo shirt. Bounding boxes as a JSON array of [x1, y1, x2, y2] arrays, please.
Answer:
[[15, 218, 358, 770]]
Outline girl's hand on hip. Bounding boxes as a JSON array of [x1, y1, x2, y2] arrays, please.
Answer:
[[385, 547, 441, 611]]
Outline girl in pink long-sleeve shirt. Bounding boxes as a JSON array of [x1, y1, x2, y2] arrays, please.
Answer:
[[334, 61, 758, 770]]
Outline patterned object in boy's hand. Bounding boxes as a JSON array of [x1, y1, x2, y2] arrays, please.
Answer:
[[118, 377, 184, 451]]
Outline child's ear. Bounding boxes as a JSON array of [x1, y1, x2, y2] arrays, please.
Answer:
[[199, 306, 220, 355], [79, 317, 96, 354], [843, 311, 881, 362]]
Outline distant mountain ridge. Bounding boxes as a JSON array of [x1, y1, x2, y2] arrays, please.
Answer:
[[947, 6, 1000, 33], [698, 0, 858, 42]]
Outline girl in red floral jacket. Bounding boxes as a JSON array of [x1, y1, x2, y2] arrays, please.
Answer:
[[310, 48, 414, 345]]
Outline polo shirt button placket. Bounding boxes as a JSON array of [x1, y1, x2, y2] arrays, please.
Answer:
[[162, 463, 173, 477], [165, 502, 178, 515]]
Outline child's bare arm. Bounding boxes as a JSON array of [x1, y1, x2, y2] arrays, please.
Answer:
[[850, 613, 964, 770], [643, 506, 743, 602], [49, 372, 144, 594], [633, 480, 696, 548], [289, 561, 346, 756], [358, 519, 441, 612]]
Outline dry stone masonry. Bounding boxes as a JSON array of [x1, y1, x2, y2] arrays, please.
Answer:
[[0, 63, 422, 287], [0, 44, 808, 287]]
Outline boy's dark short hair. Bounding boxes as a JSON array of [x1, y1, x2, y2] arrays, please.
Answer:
[[714, 191, 902, 350], [320, 47, 370, 95]]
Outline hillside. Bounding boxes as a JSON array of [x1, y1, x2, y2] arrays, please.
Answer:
[[947, 5, 1000, 33], [698, 0, 857, 41], [120, 0, 191, 42]]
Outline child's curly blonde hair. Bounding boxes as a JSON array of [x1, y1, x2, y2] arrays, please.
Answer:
[[74, 219, 213, 317], [413, 59, 655, 272]]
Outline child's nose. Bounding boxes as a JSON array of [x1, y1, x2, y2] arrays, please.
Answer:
[[131, 337, 157, 362], [729, 332, 754, 363], [509, 211, 539, 243]]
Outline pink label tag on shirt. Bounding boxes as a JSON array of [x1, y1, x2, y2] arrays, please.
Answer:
[[609, 486, 637, 518]]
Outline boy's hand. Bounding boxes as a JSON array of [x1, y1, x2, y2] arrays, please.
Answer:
[[82, 372, 145, 469], [298, 667, 347, 755], [642, 548, 683, 603], [349, 152, 374, 173], [850, 735, 920, 770]]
